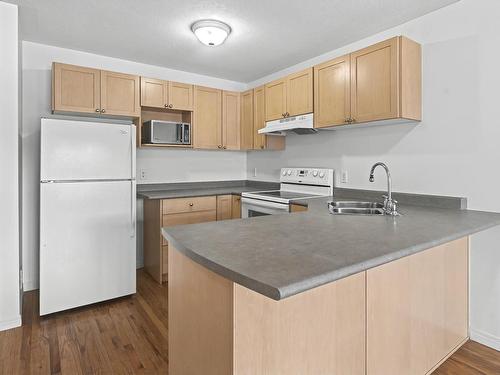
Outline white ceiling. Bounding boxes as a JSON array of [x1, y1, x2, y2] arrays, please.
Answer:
[[8, 0, 459, 82]]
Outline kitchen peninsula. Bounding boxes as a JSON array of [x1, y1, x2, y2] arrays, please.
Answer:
[[163, 195, 500, 375]]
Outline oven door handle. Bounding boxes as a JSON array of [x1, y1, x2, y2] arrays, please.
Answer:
[[241, 197, 290, 211]]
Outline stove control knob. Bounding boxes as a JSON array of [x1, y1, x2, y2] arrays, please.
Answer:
[[312, 170, 318, 177], [287, 170, 292, 176], [319, 171, 325, 178], [282, 170, 287, 176]]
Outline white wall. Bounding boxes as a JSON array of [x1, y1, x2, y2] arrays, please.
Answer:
[[247, 0, 500, 350], [0, 2, 21, 331], [21, 41, 247, 291]]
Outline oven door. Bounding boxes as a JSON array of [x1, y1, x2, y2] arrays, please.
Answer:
[[241, 197, 290, 218]]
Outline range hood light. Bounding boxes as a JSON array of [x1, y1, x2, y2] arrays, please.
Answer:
[[191, 20, 231, 46]]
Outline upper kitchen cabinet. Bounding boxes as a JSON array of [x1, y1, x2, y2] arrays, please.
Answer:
[[222, 91, 241, 150], [314, 55, 351, 128], [287, 68, 313, 117], [314, 36, 421, 128], [254, 86, 285, 151], [240, 89, 254, 150], [52, 63, 140, 117], [100, 70, 140, 117], [140, 77, 166, 108], [350, 36, 421, 124], [140, 77, 193, 111], [169, 81, 194, 111], [52, 63, 101, 114], [265, 78, 287, 121], [194, 85, 222, 149], [265, 68, 313, 121]]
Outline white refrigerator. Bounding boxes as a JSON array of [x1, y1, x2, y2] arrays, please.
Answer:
[[39, 118, 137, 315]]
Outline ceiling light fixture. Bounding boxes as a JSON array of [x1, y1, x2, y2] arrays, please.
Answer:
[[191, 20, 231, 47]]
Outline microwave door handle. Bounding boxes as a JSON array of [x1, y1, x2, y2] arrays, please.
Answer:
[[182, 123, 187, 144], [179, 124, 184, 144]]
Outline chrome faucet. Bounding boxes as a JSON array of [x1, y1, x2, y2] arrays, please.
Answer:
[[369, 162, 399, 216]]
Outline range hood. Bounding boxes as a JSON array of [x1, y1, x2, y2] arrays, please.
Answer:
[[258, 113, 316, 135]]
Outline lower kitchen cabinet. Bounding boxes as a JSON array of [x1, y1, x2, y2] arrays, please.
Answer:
[[144, 194, 242, 283], [231, 195, 241, 219], [217, 195, 233, 220], [290, 203, 307, 212]]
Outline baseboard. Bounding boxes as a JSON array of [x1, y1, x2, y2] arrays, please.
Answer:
[[0, 316, 22, 331], [470, 328, 500, 351], [23, 279, 38, 292]]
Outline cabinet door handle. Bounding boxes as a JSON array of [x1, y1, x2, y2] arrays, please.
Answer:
[[164, 104, 168, 108], [260, 145, 264, 149], [101, 109, 106, 113], [223, 146, 227, 149], [169, 104, 173, 108], [95, 108, 100, 113], [218, 145, 222, 149]]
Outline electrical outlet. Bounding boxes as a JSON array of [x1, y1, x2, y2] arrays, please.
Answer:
[[140, 169, 147, 180], [341, 170, 348, 184]]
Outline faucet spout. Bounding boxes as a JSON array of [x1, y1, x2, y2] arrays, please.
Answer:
[[369, 162, 398, 215]]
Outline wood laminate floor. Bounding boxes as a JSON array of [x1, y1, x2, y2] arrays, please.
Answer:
[[0, 269, 499, 374]]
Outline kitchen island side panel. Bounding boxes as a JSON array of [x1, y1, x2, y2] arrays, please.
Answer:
[[168, 244, 365, 375]]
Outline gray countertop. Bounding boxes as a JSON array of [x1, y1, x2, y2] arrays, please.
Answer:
[[162, 195, 500, 301], [137, 180, 279, 200]]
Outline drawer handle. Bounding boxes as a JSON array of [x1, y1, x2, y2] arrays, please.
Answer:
[[189, 203, 194, 207]]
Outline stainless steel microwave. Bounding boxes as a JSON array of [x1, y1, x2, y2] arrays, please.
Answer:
[[142, 120, 191, 145]]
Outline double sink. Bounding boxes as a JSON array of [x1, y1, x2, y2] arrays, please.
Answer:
[[328, 201, 386, 216]]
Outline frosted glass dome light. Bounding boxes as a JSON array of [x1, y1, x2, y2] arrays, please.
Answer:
[[191, 20, 231, 46]]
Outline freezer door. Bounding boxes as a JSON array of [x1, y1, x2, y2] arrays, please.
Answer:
[[40, 180, 136, 315], [40, 118, 136, 181]]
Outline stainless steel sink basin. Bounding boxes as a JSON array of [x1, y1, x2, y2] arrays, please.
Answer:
[[329, 201, 384, 209], [328, 201, 385, 216]]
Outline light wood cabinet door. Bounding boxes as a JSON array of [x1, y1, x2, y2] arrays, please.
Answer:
[[265, 78, 287, 121], [253, 86, 285, 151], [350, 37, 398, 123], [101, 70, 140, 117], [253, 86, 266, 150], [52, 62, 101, 114], [367, 237, 468, 375], [194, 86, 222, 149], [240, 90, 254, 150], [140, 77, 166, 108], [286, 67, 313, 116], [169, 81, 193, 111], [216, 195, 233, 221], [314, 55, 351, 128], [231, 195, 241, 219], [222, 91, 241, 150]]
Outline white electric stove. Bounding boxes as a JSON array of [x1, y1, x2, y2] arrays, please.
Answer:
[[241, 168, 334, 217]]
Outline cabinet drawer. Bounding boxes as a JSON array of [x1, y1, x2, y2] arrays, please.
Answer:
[[162, 210, 217, 227], [162, 196, 216, 215]]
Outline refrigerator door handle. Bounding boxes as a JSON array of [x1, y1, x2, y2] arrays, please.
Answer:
[[131, 180, 136, 238]]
